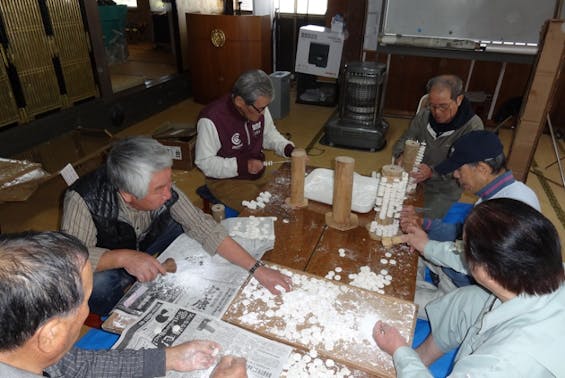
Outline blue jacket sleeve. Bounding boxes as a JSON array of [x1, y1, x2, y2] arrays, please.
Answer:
[[423, 218, 461, 242]]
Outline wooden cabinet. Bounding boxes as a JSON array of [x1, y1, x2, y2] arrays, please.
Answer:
[[186, 14, 271, 104]]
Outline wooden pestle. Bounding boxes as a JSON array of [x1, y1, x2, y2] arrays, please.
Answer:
[[162, 257, 177, 273]]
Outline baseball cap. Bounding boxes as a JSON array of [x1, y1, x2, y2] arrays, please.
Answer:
[[435, 130, 503, 175]]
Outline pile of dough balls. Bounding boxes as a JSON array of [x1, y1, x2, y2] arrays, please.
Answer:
[[242, 191, 272, 210]]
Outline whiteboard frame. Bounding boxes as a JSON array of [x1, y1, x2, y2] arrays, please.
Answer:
[[380, 0, 557, 45]]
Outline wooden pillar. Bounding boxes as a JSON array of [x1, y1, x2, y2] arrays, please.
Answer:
[[507, 20, 565, 181], [325, 156, 359, 230], [286, 148, 308, 208]]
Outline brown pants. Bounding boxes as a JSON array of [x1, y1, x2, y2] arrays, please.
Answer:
[[206, 174, 273, 212]]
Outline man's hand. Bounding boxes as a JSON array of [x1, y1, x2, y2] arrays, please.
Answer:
[[402, 225, 430, 254], [411, 163, 433, 183], [399, 205, 423, 233], [165, 340, 221, 372], [373, 320, 408, 356], [211, 356, 248, 378], [122, 251, 166, 282], [253, 266, 292, 294], [247, 159, 264, 175]]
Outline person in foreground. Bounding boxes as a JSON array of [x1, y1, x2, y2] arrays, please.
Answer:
[[195, 69, 295, 211], [399, 131, 540, 317], [373, 199, 565, 377], [61, 136, 290, 316], [0, 231, 247, 378], [392, 74, 483, 218]]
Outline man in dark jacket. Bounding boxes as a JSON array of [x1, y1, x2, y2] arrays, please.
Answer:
[[61, 137, 291, 315]]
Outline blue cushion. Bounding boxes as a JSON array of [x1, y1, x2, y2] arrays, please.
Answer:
[[196, 185, 239, 218], [413, 319, 458, 377], [75, 328, 118, 350]]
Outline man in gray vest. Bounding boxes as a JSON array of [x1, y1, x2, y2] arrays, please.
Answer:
[[392, 74, 484, 218]]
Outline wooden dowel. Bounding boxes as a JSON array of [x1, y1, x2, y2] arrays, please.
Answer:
[[286, 148, 308, 208], [326, 156, 358, 230]]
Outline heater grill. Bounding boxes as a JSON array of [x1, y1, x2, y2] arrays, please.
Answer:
[[324, 62, 389, 151]]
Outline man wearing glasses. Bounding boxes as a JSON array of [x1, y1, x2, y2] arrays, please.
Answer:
[[400, 130, 540, 319], [392, 75, 484, 218], [195, 69, 295, 212]]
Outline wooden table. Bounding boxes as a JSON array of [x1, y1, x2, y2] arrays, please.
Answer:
[[102, 163, 422, 377], [240, 163, 421, 302]]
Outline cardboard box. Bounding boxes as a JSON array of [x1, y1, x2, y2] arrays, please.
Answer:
[[295, 25, 344, 78], [153, 122, 197, 171]]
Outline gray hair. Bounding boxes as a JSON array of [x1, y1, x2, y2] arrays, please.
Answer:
[[107, 136, 173, 198], [469, 152, 507, 174], [0, 231, 89, 351], [426, 74, 464, 100], [232, 69, 274, 104]]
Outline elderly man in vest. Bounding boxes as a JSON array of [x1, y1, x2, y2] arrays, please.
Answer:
[[195, 69, 295, 212], [62, 136, 291, 316], [392, 74, 484, 218]]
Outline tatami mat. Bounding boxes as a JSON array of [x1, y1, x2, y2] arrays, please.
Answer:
[[1, 88, 563, 259], [116, 91, 564, 260]]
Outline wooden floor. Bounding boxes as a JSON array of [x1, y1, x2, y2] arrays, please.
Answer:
[[109, 42, 177, 92]]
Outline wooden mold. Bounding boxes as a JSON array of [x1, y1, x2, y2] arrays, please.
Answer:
[[223, 263, 417, 377]]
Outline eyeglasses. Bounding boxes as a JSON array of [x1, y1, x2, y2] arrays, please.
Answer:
[[426, 102, 452, 112], [249, 102, 268, 114]]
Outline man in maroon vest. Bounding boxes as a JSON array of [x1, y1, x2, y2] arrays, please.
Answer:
[[195, 69, 295, 211]]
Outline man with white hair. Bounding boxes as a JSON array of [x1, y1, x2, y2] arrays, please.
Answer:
[[62, 136, 291, 316]]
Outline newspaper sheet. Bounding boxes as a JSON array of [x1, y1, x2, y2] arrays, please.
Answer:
[[105, 217, 276, 333], [112, 301, 293, 378]]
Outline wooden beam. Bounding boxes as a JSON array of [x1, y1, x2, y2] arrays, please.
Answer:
[[508, 20, 565, 181]]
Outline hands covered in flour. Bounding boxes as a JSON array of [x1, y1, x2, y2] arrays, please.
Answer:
[[211, 355, 248, 378], [373, 320, 408, 356], [399, 205, 423, 233], [253, 265, 292, 295], [410, 163, 433, 183], [165, 340, 221, 372], [401, 225, 430, 255]]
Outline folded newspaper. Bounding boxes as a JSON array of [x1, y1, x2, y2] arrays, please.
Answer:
[[112, 301, 293, 378], [105, 217, 276, 333]]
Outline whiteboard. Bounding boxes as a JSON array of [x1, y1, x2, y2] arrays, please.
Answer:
[[381, 0, 556, 44]]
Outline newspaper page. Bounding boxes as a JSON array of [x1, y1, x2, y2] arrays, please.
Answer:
[[112, 300, 293, 378], [106, 217, 277, 332]]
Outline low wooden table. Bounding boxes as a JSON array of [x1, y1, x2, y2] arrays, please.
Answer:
[[240, 163, 420, 302], [102, 163, 422, 377]]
